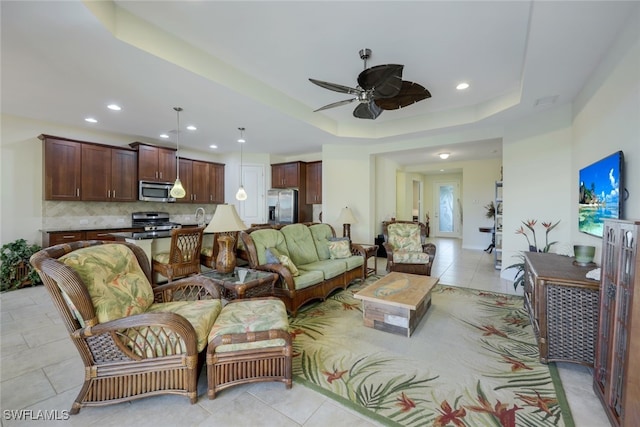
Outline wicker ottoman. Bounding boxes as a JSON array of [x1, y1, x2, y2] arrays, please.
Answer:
[[206, 297, 292, 398]]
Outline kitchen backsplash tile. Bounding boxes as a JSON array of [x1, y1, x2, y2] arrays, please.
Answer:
[[43, 201, 218, 230]]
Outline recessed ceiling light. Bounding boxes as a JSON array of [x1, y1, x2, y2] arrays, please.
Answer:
[[440, 169, 445, 172], [107, 104, 121, 111], [84, 117, 97, 123], [439, 153, 450, 159], [186, 125, 197, 131], [209, 144, 218, 149], [456, 82, 469, 90], [159, 134, 169, 139]]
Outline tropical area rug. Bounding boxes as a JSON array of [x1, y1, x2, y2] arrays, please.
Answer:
[[288, 276, 573, 427]]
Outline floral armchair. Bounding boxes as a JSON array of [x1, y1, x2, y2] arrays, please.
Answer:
[[382, 221, 436, 276], [30, 240, 222, 414]]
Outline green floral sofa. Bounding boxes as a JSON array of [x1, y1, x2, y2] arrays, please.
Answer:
[[382, 221, 436, 275], [240, 223, 366, 315]]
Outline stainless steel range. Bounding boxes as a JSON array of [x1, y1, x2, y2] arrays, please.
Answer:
[[131, 212, 181, 238]]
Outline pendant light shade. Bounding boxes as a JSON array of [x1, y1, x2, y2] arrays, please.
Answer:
[[170, 107, 186, 199], [235, 127, 247, 201]]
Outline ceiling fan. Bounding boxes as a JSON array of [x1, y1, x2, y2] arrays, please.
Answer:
[[309, 48, 431, 120]]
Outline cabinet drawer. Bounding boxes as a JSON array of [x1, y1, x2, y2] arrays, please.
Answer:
[[48, 232, 86, 246], [86, 230, 117, 241]]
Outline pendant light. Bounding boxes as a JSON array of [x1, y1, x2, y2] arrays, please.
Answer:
[[170, 107, 186, 198], [235, 127, 248, 201]]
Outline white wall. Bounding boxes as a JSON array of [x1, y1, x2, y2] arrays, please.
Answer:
[[502, 105, 574, 280], [571, 11, 640, 256]]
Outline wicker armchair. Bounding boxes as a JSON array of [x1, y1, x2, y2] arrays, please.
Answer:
[[153, 227, 204, 284], [382, 221, 436, 276], [30, 240, 223, 414]]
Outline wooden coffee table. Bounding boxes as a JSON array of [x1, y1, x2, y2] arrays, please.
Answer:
[[354, 272, 439, 337]]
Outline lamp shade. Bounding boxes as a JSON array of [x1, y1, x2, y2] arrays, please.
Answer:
[[337, 207, 357, 224], [204, 204, 248, 234]]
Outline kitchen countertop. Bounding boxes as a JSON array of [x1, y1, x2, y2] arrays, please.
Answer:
[[111, 231, 173, 240], [41, 226, 141, 233]]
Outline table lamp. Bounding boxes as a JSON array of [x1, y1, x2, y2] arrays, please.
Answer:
[[204, 204, 248, 273], [337, 206, 357, 240]]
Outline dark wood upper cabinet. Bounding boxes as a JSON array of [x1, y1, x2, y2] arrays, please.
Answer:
[[176, 158, 193, 204], [81, 144, 111, 201], [191, 160, 209, 203], [81, 144, 138, 202], [272, 161, 305, 188], [41, 135, 82, 201], [110, 148, 138, 201], [130, 142, 176, 183], [208, 163, 225, 204], [306, 161, 322, 204]]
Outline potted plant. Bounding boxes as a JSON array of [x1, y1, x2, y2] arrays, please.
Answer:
[[505, 220, 560, 290], [1, 239, 42, 292]]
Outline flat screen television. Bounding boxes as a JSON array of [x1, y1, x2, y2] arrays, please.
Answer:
[[578, 151, 625, 237]]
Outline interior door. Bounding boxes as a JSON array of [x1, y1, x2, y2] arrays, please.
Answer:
[[238, 164, 265, 225], [433, 181, 461, 238]]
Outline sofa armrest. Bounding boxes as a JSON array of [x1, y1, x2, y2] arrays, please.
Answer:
[[255, 263, 296, 292], [350, 243, 366, 257]]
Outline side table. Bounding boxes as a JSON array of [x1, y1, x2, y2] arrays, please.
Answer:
[[202, 268, 278, 300], [355, 244, 379, 277]]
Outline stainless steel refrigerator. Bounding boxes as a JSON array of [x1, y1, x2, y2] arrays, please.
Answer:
[[267, 189, 298, 224]]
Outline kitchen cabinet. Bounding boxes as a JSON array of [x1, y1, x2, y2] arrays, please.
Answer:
[[176, 158, 194, 204], [176, 158, 225, 204], [41, 134, 136, 202], [594, 219, 640, 427], [45, 228, 143, 247], [191, 160, 209, 203], [208, 162, 225, 204], [41, 135, 82, 201], [272, 161, 305, 188], [130, 142, 177, 183], [306, 161, 322, 204], [523, 251, 600, 366], [81, 144, 137, 201]]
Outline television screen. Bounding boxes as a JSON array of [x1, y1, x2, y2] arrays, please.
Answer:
[[578, 151, 624, 237]]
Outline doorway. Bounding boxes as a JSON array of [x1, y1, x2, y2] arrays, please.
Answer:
[[238, 164, 265, 225], [433, 181, 461, 238], [412, 180, 421, 222]]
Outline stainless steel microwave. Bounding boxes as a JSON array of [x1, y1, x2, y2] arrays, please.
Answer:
[[139, 181, 176, 202]]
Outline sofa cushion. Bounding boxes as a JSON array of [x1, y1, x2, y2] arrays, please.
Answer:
[[388, 223, 422, 252], [309, 223, 335, 261], [299, 259, 346, 280], [329, 239, 351, 259], [249, 229, 290, 266], [343, 254, 365, 271], [60, 244, 154, 323], [208, 299, 288, 352], [393, 250, 430, 264], [144, 299, 222, 354], [281, 224, 320, 266], [292, 269, 325, 290]]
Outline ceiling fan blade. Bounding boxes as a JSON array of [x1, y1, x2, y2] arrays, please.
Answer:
[[353, 101, 383, 120], [309, 78, 361, 95], [374, 80, 432, 110], [357, 64, 404, 98], [313, 98, 357, 112]]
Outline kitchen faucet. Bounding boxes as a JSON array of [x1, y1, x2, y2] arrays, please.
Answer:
[[195, 207, 206, 227]]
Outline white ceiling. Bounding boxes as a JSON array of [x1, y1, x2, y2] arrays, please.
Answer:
[[1, 1, 637, 167]]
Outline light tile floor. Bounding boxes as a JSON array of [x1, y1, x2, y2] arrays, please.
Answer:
[[0, 238, 610, 426]]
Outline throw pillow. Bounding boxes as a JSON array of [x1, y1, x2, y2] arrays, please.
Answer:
[[265, 247, 281, 264], [329, 239, 351, 259], [278, 254, 299, 276]]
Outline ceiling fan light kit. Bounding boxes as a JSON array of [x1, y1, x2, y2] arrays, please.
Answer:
[[309, 48, 431, 120]]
